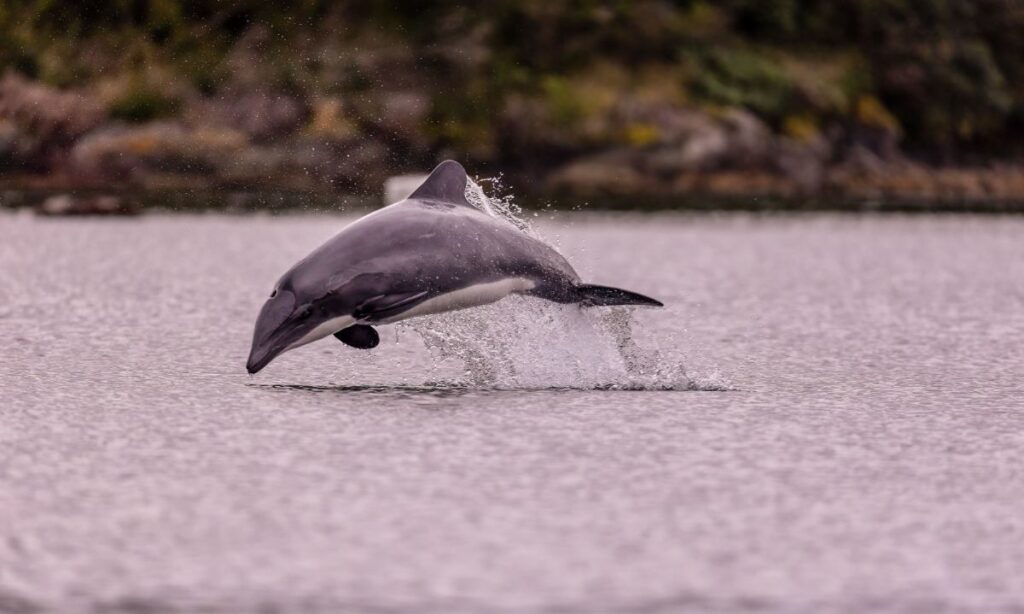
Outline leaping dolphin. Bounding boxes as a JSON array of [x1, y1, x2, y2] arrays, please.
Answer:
[[246, 160, 662, 374]]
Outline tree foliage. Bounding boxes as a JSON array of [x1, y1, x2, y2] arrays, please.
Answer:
[[1, 0, 1022, 157]]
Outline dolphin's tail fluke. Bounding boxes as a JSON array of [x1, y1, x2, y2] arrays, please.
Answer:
[[575, 284, 663, 307]]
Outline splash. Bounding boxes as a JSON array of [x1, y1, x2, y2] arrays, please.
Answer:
[[399, 297, 690, 390], [464, 173, 537, 236], [381, 177, 694, 390]]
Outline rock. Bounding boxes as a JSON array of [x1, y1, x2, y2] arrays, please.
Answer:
[[644, 126, 730, 176], [719, 108, 773, 166], [672, 170, 799, 198], [547, 150, 652, 195], [824, 163, 1024, 204], [627, 105, 773, 177], [837, 144, 887, 176], [218, 135, 389, 191], [974, 167, 1024, 201], [772, 137, 830, 192], [36, 194, 138, 216], [550, 107, 799, 196], [193, 89, 310, 143], [0, 72, 105, 168], [219, 138, 335, 190], [617, 103, 715, 145], [70, 122, 247, 180]]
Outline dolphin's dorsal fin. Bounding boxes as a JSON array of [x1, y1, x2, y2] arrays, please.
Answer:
[[408, 160, 471, 206]]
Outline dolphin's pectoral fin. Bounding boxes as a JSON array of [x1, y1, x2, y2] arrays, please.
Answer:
[[353, 291, 430, 321], [334, 325, 380, 349]]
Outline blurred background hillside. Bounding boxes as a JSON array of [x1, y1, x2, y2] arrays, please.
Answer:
[[2, 0, 1024, 209]]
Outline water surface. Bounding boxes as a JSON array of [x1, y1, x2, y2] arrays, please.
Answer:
[[1, 211, 1023, 613]]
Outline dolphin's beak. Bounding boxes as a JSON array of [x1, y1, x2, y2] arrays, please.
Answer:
[[246, 343, 282, 375], [246, 290, 298, 374], [246, 349, 274, 375]]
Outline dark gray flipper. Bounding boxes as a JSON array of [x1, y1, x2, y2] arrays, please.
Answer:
[[335, 325, 380, 349], [576, 284, 663, 307], [407, 160, 472, 206]]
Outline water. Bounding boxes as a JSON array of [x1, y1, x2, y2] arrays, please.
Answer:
[[1, 209, 1023, 613]]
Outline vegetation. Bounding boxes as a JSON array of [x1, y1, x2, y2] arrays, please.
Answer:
[[1, 1, 1023, 199]]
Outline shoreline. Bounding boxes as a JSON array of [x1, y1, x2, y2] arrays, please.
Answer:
[[3, 180, 1024, 215]]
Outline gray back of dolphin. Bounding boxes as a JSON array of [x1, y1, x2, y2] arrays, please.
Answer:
[[246, 160, 661, 373], [284, 161, 579, 308]]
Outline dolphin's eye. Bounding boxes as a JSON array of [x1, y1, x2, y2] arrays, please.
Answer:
[[270, 289, 278, 298]]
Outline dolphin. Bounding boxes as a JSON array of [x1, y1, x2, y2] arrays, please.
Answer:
[[246, 160, 662, 373]]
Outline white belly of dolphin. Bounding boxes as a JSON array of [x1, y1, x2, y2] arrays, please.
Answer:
[[377, 277, 536, 324], [287, 314, 357, 351], [285, 277, 535, 352]]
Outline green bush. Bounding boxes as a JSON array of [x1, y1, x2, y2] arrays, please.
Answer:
[[691, 48, 793, 122]]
